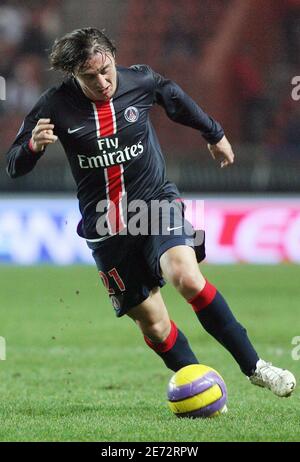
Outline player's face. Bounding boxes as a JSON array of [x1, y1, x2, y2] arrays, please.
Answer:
[[76, 52, 117, 102]]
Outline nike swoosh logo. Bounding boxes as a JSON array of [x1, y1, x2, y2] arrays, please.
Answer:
[[68, 126, 85, 134], [167, 226, 184, 232]]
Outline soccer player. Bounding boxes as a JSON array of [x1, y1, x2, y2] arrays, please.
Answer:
[[6, 28, 296, 398]]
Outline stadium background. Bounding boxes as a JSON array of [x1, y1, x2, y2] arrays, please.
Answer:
[[0, 0, 299, 442]]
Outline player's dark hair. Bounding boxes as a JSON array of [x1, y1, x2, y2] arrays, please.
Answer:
[[49, 27, 116, 75]]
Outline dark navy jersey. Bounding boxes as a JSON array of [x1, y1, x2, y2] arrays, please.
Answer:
[[6, 65, 224, 239]]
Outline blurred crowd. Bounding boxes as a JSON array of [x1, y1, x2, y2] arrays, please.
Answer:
[[118, 0, 300, 154], [0, 0, 61, 148], [265, 0, 300, 159], [239, 0, 300, 153]]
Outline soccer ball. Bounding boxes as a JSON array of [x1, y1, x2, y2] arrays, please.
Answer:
[[167, 364, 228, 418]]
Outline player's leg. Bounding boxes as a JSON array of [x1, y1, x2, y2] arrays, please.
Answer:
[[88, 234, 198, 373], [143, 202, 259, 377], [160, 245, 296, 396], [126, 286, 199, 371], [160, 245, 259, 376]]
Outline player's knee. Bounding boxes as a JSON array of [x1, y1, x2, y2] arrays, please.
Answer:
[[142, 319, 171, 342], [168, 265, 203, 297]]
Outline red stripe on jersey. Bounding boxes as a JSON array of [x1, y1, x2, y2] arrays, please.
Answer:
[[93, 100, 125, 234], [105, 164, 125, 234], [95, 100, 116, 136]]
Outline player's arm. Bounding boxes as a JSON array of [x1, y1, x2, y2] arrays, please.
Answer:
[[6, 92, 58, 178], [151, 68, 234, 167]]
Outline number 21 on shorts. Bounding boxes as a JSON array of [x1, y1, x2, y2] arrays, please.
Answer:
[[99, 268, 126, 294]]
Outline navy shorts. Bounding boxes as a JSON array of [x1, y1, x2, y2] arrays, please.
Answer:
[[87, 201, 206, 317]]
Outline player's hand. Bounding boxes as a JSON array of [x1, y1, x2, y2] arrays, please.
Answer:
[[30, 118, 58, 152], [207, 135, 235, 168]]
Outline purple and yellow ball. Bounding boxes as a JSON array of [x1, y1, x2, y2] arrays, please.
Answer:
[[167, 364, 228, 418]]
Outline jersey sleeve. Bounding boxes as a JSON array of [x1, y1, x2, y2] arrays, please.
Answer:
[[149, 67, 224, 144], [6, 89, 55, 178]]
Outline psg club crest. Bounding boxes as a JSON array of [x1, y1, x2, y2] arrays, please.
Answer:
[[110, 295, 122, 312], [124, 106, 139, 123]]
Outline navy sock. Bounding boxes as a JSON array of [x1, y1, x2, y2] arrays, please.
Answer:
[[144, 320, 199, 372], [189, 280, 259, 376]]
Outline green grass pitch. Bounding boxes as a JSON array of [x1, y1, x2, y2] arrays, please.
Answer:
[[0, 264, 299, 442]]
